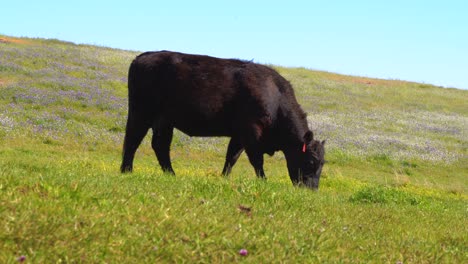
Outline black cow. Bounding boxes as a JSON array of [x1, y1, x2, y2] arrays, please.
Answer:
[[120, 51, 326, 189]]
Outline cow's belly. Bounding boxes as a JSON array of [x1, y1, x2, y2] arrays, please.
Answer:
[[164, 93, 238, 137], [170, 109, 233, 137], [174, 119, 231, 137]]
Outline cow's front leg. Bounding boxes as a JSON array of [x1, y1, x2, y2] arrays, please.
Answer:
[[245, 147, 266, 179], [222, 138, 244, 176], [152, 123, 175, 174]]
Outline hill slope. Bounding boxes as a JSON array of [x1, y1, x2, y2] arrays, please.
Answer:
[[0, 35, 467, 262], [1, 35, 466, 189]]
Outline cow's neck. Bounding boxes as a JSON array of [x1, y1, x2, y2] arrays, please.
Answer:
[[273, 106, 309, 150]]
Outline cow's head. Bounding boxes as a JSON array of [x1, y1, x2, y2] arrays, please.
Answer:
[[286, 131, 326, 190]]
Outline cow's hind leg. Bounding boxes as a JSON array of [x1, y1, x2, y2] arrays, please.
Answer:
[[222, 138, 244, 176], [121, 114, 150, 173], [152, 122, 175, 174]]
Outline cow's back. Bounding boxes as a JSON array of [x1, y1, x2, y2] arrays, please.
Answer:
[[128, 51, 295, 137]]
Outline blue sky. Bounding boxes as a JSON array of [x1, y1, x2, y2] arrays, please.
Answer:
[[1, 0, 467, 89]]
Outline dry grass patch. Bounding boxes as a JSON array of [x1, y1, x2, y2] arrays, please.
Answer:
[[0, 36, 32, 45], [0, 77, 15, 87]]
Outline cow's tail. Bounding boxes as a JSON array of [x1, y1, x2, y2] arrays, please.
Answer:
[[121, 58, 151, 173]]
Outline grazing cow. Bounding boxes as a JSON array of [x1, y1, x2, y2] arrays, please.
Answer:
[[120, 51, 326, 189]]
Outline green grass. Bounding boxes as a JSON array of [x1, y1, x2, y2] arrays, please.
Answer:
[[1, 35, 467, 263]]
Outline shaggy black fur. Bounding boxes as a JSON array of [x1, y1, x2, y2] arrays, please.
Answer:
[[121, 51, 325, 189]]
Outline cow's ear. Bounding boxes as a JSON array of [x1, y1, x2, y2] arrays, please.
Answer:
[[322, 140, 326, 145], [303, 130, 314, 143]]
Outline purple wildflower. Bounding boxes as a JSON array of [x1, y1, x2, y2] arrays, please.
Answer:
[[17, 255, 26, 263]]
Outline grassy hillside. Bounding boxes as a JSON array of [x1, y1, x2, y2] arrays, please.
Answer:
[[0, 35, 467, 263]]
